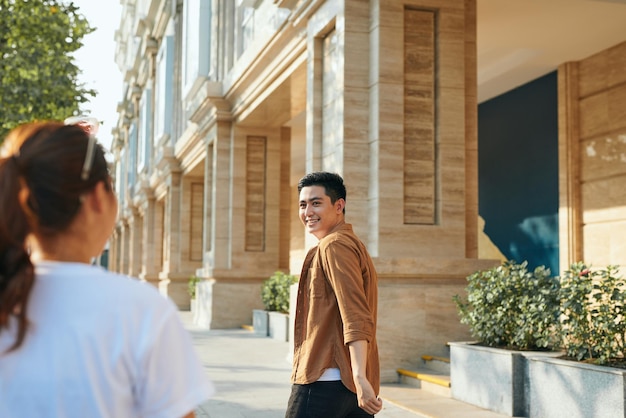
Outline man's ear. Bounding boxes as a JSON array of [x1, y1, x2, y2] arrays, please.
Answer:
[[335, 198, 346, 213]]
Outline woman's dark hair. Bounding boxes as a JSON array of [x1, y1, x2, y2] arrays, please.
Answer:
[[0, 121, 110, 352], [298, 172, 347, 212]]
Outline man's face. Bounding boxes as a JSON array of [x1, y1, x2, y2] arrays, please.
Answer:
[[299, 185, 345, 240]]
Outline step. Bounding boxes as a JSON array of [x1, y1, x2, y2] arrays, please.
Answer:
[[397, 368, 451, 398], [421, 354, 451, 374], [380, 383, 508, 418]]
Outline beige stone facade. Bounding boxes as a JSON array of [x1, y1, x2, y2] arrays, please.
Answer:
[[110, 0, 626, 381], [559, 41, 626, 270]]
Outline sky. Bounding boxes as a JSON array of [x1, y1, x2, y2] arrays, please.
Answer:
[[73, 1, 124, 150]]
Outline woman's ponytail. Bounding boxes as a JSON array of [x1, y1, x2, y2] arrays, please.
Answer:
[[0, 155, 35, 352]]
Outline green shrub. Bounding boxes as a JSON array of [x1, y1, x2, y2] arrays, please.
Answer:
[[559, 262, 626, 364], [261, 271, 298, 313], [453, 260, 561, 350], [188, 275, 201, 299]]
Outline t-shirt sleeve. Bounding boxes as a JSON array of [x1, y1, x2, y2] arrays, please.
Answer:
[[135, 299, 215, 418]]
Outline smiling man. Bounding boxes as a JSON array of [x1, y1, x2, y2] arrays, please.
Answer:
[[286, 172, 382, 418]]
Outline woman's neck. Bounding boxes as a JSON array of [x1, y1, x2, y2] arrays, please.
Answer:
[[28, 234, 94, 264]]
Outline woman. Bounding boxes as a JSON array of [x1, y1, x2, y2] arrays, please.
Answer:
[[0, 121, 213, 417]]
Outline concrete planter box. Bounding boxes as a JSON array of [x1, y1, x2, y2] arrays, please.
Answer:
[[268, 311, 289, 342], [528, 356, 626, 418], [450, 342, 562, 416], [253, 309, 269, 336]]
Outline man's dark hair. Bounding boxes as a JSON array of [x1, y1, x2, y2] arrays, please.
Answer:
[[298, 172, 346, 205]]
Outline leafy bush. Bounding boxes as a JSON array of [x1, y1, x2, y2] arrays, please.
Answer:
[[559, 262, 626, 364], [454, 261, 561, 350], [188, 275, 201, 299], [261, 271, 298, 313]]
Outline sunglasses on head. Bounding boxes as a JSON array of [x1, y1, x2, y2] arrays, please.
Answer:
[[63, 116, 100, 181]]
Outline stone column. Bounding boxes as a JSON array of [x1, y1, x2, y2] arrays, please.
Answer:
[[341, 0, 499, 382], [120, 221, 130, 275], [139, 196, 160, 286], [128, 210, 143, 277], [158, 169, 189, 308], [557, 62, 582, 270], [210, 120, 233, 274], [108, 229, 118, 272]]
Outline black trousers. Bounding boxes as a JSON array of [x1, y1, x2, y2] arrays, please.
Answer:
[[285, 381, 374, 418]]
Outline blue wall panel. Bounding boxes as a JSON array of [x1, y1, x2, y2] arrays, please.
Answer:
[[478, 71, 559, 275]]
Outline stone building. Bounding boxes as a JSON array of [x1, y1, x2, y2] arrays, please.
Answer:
[[109, 0, 626, 380]]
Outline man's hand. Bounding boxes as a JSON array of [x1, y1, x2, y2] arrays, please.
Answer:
[[353, 374, 383, 415], [348, 340, 383, 415]]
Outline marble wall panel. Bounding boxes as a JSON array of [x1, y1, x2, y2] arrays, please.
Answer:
[[342, 30, 369, 89], [581, 176, 626, 223], [404, 8, 436, 225], [581, 132, 626, 182], [344, 0, 370, 33], [209, 122, 236, 274], [130, 215, 143, 277], [179, 176, 203, 271], [437, 86, 466, 144], [374, 82, 404, 138], [583, 221, 626, 267], [377, 278, 472, 381], [378, 225, 466, 259], [156, 200, 165, 268], [245, 136, 267, 252], [578, 48, 610, 99], [569, 41, 626, 268], [579, 83, 626, 140], [160, 277, 193, 310], [229, 132, 247, 259], [344, 140, 373, 241], [190, 182, 203, 261], [579, 41, 626, 99], [437, 4, 465, 34], [376, 138, 404, 203], [196, 279, 266, 329], [279, 127, 292, 271], [438, 143, 465, 204], [437, 34, 466, 91], [374, 24, 404, 85], [343, 86, 370, 141], [606, 42, 626, 89]]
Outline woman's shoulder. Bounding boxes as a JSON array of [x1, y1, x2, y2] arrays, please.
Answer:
[[36, 261, 172, 308]]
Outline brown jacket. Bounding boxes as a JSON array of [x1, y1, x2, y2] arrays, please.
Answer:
[[290, 223, 380, 394]]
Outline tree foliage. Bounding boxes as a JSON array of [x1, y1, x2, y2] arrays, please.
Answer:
[[0, 0, 96, 140]]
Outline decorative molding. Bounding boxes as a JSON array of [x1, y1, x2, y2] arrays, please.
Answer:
[[245, 136, 267, 252], [558, 62, 582, 269], [274, 0, 300, 9], [403, 7, 436, 225]]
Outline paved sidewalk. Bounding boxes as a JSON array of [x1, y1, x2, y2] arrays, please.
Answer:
[[181, 312, 505, 418], [182, 311, 425, 418]]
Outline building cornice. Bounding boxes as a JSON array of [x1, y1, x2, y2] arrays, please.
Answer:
[[223, 15, 307, 124], [152, 0, 172, 38]]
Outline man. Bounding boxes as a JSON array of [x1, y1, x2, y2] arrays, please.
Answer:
[[286, 172, 383, 418]]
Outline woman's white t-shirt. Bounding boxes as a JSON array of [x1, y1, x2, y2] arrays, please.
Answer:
[[0, 261, 214, 418]]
